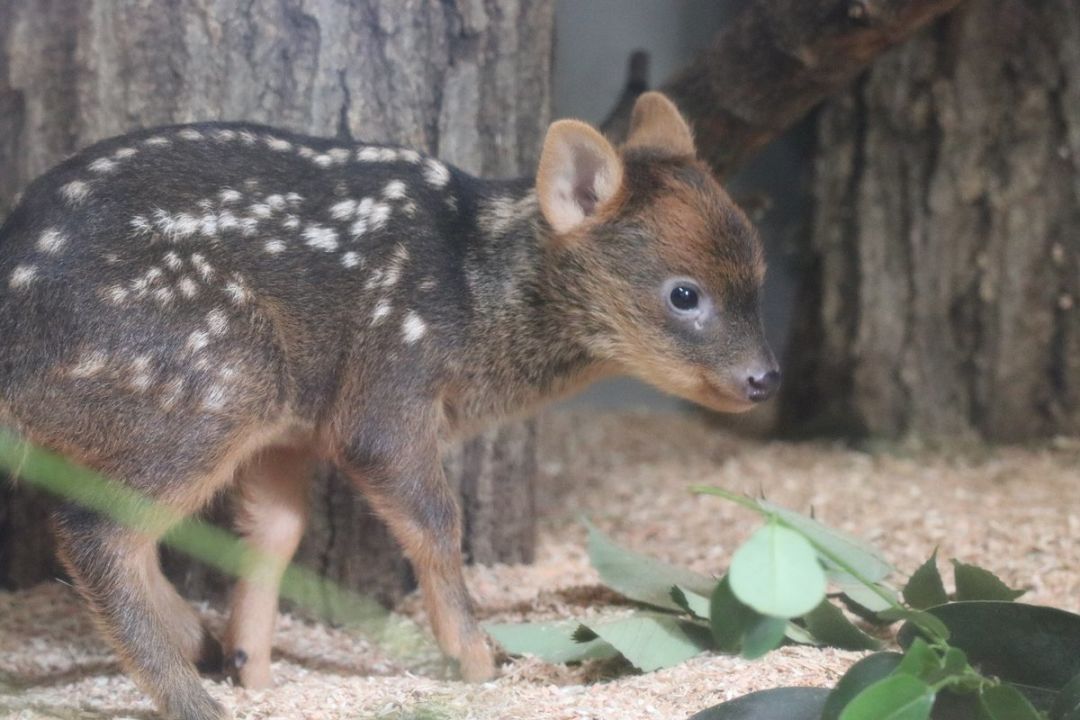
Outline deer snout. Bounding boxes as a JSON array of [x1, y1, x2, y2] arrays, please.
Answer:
[[744, 366, 781, 403]]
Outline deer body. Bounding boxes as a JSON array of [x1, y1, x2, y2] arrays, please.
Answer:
[[0, 94, 777, 720]]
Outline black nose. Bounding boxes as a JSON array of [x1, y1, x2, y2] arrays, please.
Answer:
[[746, 369, 781, 402]]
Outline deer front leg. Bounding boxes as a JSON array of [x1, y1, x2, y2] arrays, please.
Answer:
[[341, 427, 495, 682]]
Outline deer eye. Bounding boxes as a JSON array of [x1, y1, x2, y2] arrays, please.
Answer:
[[669, 284, 699, 311]]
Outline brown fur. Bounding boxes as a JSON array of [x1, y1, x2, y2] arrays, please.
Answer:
[[0, 93, 775, 720]]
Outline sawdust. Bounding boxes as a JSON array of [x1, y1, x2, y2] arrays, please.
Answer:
[[1, 409, 1078, 719]]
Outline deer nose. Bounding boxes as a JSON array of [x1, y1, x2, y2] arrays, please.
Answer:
[[746, 369, 781, 403]]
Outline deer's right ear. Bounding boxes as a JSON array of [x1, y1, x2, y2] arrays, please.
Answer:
[[536, 120, 623, 235]]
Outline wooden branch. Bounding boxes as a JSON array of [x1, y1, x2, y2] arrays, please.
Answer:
[[606, 0, 967, 177]]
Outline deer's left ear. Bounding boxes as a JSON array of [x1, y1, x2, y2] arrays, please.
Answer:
[[536, 120, 623, 235], [625, 91, 695, 158]]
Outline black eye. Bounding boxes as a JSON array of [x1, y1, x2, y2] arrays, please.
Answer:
[[669, 284, 699, 311]]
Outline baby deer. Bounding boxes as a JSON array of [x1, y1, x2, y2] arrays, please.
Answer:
[[0, 92, 777, 720]]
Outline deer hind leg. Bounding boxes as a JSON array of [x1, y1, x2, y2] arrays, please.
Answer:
[[223, 445, 312, 689], [352, 459, 495, 682], [145, 549, 224, 673], [54, 506, 228, 720]]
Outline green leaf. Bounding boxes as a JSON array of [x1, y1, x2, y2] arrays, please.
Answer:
[[904, 551, 949, 610], [803, 600, 880, 651], [484, 620, 618, 664], [977, 684, 1042, 720], [897, 601, 1080, 690], [821, 652, 904, 720], [839, 675, 935, 720], [1052, 673, 1080, 720], [582, 613, 712, 672], [836, 578, 899, 615], [952, 561, 1026, 602], [760, 500, 893, 583], [585, 521, 714, 611], [784, 621, 820, 646], [671, 585, 712, 619], [880, 607, 951, 642], [895, 638, 943, 680], [709, 575, 755, 652], [729, 522, 827, 619], [741, 614, 788, 660], [687, 687, 831, 720]]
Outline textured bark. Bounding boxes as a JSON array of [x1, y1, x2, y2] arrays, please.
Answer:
[[602, 0, 965, 179], [781, 0, 1080, 441], [0, 0, 553, 605]]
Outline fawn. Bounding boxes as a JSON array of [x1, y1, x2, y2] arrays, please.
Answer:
[[0, 92, 778, 720]]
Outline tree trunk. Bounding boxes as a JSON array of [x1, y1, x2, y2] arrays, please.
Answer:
[[0, 0, 553, 606], [781, 0, 1080, 441]]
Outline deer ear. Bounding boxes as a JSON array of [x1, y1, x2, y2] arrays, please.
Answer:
[[625, 91, 695, 158], [536, 120, 623, 235]]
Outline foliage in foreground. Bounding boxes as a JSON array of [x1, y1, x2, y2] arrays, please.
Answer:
[[487, 488, 1080, 720]]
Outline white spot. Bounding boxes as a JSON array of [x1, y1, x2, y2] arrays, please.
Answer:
[[220, 188, 242, 204], [89, 158, 117, 174], [145, 267, 164, 284], [378, 148, 399, 162], [265, 136, 292, 152], [313, 154, 334, 168], [60, 180, 91, 205], [191, 254, 214, 281], [218, 211, 239, 232], [70, 351, 108, 378], [199, 213, 219, 237], [283, 214, 301, 230], [249, 203, 272, 219], [303, 224, 339, 252], [239, 131, 257, 145], [350, 218, 368, 238], [402, 200, 418, 216], [383, 180, 408, 200], [9, 265, 37, 289], [445, 195, 458, 212], [130, 355, 154, 391], [130, 215, 152, 236], [206, 308, 229, 335], [143, 136, 170, 147], [202, 383, 230, 411], [153, 286, 175, 306], [371, 299, 391, 324], [113, 147, 137, 160], [285, 192, 303, 206], [356, 147, 382, 162], [402, 311, 427, 344], [154, 209, 199, 240], [330, 199, 356, 220], [178, 128, 204, 141], [341, 251, 361, 268], [37, 228, 67, 254], [369, 202, 392, 231], [212, 129, 237, 142], [239, 217, 259, 236], [161, 376, 185, 409], [297, 146, 316, 159], [224, 274, 251, 305], [399, 149, 422, 164], [329, 148, 351, 163], [104, 284, 129, 304], [419, 278, 437, 291], [163, 252, 183, 271], [423, 159, 450, 187], [264, 239, 286, 254], [178, 277, 199, 298], [186, 330, 210, 353], [265, 194, 286, 211]]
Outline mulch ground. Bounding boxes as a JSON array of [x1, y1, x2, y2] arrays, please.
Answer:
[[2, 409, 1078, 719]]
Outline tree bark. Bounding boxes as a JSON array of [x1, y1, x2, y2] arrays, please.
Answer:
[[781, 0, 1080, 441], [0, 0, 553, 606], [603, 0, 966, 178]]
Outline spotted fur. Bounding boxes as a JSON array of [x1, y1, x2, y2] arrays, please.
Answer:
[[0, 93, 776, 720]]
